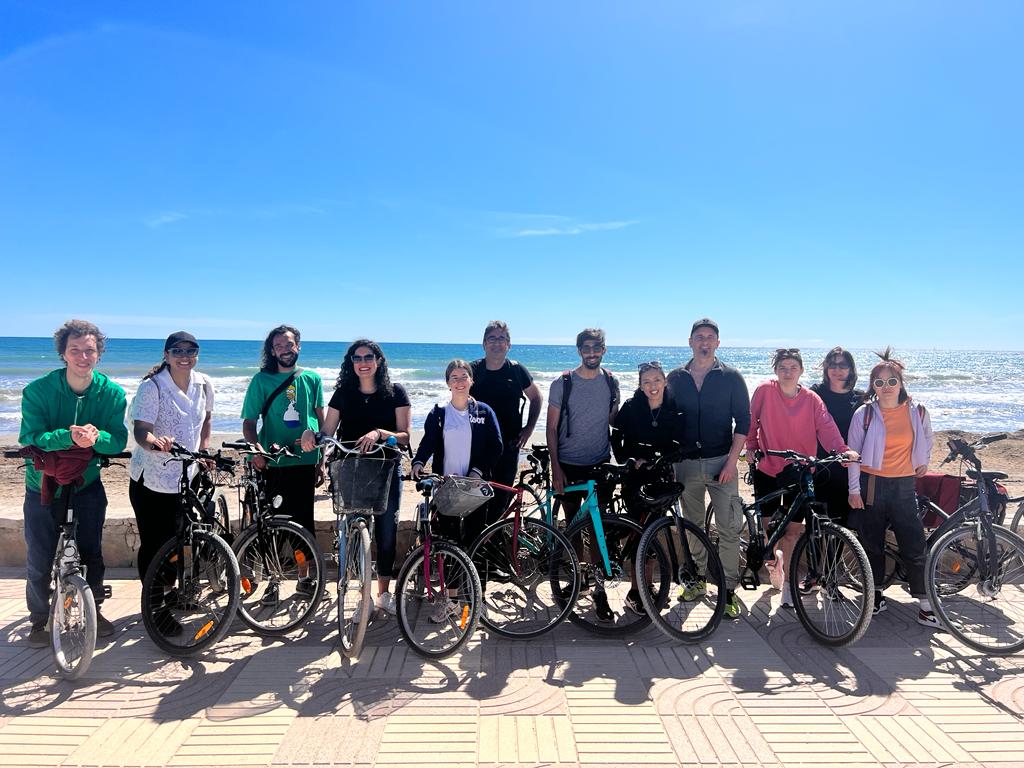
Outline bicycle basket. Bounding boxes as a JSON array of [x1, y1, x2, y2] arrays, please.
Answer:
[[329, 448, 399, 515], [432, 476, 494, 517]]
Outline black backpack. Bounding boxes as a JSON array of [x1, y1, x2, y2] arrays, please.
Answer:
[[556, 368, 619, 439]]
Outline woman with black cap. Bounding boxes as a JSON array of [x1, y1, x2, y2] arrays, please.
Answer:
[[128, 332, 215, 585]]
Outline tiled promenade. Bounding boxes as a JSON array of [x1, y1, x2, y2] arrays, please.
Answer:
[[1, 569, 1023, 768]]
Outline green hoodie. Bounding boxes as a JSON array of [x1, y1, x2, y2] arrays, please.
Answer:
[[19, 368, 129, 492]]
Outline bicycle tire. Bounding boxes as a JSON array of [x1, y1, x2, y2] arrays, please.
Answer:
[[338, 519, 372, 657], [50, 573, 96, 680], [234, 519, 326, 636], [1008, 501, 1024, 539], [926, 523, 1024, 655], [563, 515, 655, 636], [637, 515, 725, 643], [214, 494, 232, 543], [790, 521, 873, 647], [469, 517, 580, 639], [396, 540, 481, 658], [142, 530, 240, 656]]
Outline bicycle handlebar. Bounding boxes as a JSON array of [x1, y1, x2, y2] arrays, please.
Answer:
[[4, 447, 132, 461], [314, 434, 399, 459], [941, 433, 1006, 467], [220, 440, 297, 460], [764, 449, 857, 466]]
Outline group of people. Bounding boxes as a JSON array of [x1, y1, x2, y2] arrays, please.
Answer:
[[18, 316, 940, 648]]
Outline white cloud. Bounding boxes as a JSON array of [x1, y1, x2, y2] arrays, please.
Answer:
[[145, 211, 187, 228], [494, 214, 638, 238]]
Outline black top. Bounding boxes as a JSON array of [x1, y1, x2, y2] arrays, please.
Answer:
[[611, 391, 685, 463], [328, 383, 411, 441], [469, 359, 533, 447], [810, 383, 866, 454], [665, 360, 751, 459]]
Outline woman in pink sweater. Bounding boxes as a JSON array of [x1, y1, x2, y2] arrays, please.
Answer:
[[746, 349, 853, 607]]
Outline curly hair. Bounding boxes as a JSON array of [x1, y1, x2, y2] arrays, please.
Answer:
[[260, 325, 301, 373], [335, 339, 393, 396], [53, 319, 106, 359], [866, 346, 909, 404]]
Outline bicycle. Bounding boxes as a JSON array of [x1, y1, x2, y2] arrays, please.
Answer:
[[631, 453, 727, 643], [925, 435, 1024, 654], [737, 450, 874, 647], [140, 443, 241, 656], [316, 434, 400, 657], [395, 474, 483, 658], [468, 479, 580, 639], [221, 441, 326, 636], [6, 447, 131, 679]]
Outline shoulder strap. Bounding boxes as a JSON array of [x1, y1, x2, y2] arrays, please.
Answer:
[[556, 371, 573, 439], [261, 371, 298, 421], [602, 367, 620, 411]]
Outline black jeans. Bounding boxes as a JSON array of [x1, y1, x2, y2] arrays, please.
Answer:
[[263, 464, 317, 535], [129, 476, 179, 582], [853, 474, 926, 597]]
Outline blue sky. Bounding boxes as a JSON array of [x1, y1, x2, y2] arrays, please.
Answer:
[[2, 2, 1022, 349]]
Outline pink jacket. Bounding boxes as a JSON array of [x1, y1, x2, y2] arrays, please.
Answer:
[[746, 381, 848, 477]]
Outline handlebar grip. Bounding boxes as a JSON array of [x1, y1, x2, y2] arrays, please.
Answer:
[[981, 433, 1008, 444], [765, 449, 793, 458], [222, 441, 251, 450], [105, 451, 133, 459], [3, 450, 24, 459]]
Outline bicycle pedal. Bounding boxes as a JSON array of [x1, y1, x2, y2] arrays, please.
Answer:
[[739, 574, 761, 591], [102, 585, 113, 599]]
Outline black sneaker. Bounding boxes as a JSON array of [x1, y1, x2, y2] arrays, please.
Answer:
[[295, 578, 317, 598], [155, 609, 184, 637], [28, 621, 48, 647], [873, 594, 887, 615], [96, 612, 116, 638], [593, 590, 614, 622], [259, 582, 280, 607], [624, 588, 646, 616]]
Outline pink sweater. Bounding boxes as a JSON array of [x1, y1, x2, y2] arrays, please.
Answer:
[[746, 381, 848, 477]]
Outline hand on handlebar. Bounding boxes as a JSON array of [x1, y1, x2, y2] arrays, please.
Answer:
[[356, 429, 381, 453], [411, 463, 424, 480], [299, 429, 318, 453], [149, 434, 174, 452], [840, 450, 860, 466], [251, 446, 268, 471]]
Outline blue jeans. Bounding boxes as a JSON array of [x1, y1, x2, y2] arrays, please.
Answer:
[[373, 466, 402, 579], [24, 482, 108, 625]]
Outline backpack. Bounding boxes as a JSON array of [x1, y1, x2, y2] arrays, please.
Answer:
[[556, 368, 620, 440]]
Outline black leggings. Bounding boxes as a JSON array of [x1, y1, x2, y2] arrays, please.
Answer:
[[129, 477, 179, 582]]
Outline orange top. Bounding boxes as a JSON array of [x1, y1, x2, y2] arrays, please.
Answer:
[[863, 402, 914, 478]]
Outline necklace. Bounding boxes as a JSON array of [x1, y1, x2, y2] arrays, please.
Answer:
[[650, 405, 662, 427]]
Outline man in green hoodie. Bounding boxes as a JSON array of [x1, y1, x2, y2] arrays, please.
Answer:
[[20, 320, 128, 646]]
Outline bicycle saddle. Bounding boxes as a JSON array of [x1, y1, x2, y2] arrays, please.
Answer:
[[966, 469, 1008, 481]]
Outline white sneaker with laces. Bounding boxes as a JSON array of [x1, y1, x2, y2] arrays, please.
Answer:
[[377, 591, 396, 617], [352, 593, 376, 624], [917, 609, 945, 630]]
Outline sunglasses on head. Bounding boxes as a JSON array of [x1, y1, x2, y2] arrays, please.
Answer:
[[637, 360, 663, 373], [351, 353, 377, 363], [169, 347, 199, 358], [873, 377, 900, 388]]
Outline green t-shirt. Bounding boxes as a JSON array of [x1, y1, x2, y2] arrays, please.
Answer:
[[240, 369, 324, 467]]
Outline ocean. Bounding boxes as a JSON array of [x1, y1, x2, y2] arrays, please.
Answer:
[[1, 337, 1021, 436]]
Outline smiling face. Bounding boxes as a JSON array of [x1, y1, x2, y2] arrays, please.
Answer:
[[483, 329, 510, 364], [61, 334, 100, 379], [165, 342, 199, 373], [578, 340, 606, 370], [447, 365, 473, 396], [272, 331, 300, 369], [640, 368, 666, 404], [826, 353, 852, 392], [872, 364, 902, 405], [350, 345, 378, 381]]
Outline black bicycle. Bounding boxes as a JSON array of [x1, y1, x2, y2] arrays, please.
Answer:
[[221, 441, 327, 636], [140, 444, 241, 655], [925, 435, 1024, 654], [739, 450, 874, 647]]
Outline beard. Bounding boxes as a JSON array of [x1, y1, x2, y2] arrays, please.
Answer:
[[581, 356, 602, 370], [275, 351, 299, 368]]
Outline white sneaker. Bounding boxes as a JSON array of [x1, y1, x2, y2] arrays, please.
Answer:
[[429, 598, 459, 624], [352, 593, 376, 624], [780, 585, 794, 609], [377, 591, 396, 617]]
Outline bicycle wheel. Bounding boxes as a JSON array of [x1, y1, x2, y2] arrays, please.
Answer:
[[396, 540, 482, 658], [515, 483, 548, 522], [142, 530, 240, 656], [469, 517, 580, 639], [564, 515, 656, 636], [926, 523, 1024, 655], [50, 573, 96, 680], [637, 516, 725, 642], [338, 519, 372, 657], [1009, 501, 1024, 539], [234, 519, 325, 636], [789, 521, 873, 647]]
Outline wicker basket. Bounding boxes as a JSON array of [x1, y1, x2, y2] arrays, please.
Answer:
[[329, 449, 399, 515], [432, 476, 494, 517]]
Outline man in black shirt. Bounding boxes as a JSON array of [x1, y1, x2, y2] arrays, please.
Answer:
[[470, 321, 544, 502], [666, 318, 750, 620]]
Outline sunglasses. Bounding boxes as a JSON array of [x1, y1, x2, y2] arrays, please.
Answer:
[[580, 344, 605, 353], [873, 377, 900, 388], [351, 353, 377, 363], [827, 361, 851, 370], [168, 347, 199, 358], [638, 360, 663, 373]]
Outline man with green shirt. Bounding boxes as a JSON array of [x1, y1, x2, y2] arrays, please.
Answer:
[[241, 325, 325, 536], [20, 320, 128, 646]]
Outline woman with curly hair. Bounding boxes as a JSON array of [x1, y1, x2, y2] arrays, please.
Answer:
[[301, 339, 410, 619], [848, 348, 937, 627]]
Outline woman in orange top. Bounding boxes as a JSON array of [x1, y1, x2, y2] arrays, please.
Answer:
[[847, 349, 938, 627]]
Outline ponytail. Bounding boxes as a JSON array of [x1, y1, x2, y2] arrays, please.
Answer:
[[142, 361, 169, 381]]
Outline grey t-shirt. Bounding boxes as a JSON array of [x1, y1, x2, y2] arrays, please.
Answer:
[[549, 371, 619, 465]]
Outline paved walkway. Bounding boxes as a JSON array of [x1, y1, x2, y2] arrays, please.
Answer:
[[1, 570, 1023, 768]]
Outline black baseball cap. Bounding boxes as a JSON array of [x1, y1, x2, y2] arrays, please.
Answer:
[[164, 331, 199, 350], [690, 318, 719, 336]]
